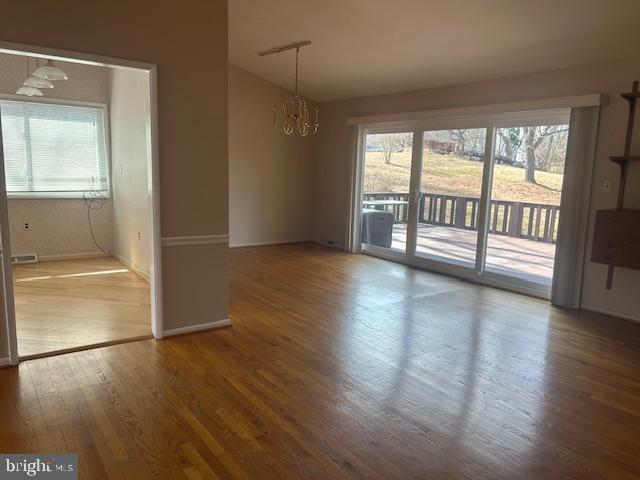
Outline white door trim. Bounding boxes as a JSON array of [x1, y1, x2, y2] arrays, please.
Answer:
[[0, 41, 164, 357], [147, 66, 163, 340], [0, 114, 18, 366], [0, 40, 155, 70]]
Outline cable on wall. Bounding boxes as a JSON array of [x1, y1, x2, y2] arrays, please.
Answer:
[[83, 177, 110, 256]]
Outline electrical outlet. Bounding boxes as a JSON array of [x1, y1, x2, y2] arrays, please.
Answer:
[[137, 231, 142, 240], [267, 211, 273, 224], [23, 222, 30, 230], [603, 179, 611, 193]]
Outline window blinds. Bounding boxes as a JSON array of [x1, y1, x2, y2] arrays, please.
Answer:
[[0, 99, 108, 195]]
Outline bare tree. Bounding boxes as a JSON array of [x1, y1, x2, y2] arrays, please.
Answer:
[[378, 133, 410, 164], [449, 129, 467, 155], [537, 127, 569, 173], [522, 125, 569, 183], [523, 126, 540, 183], [497, 127, 523, 164]]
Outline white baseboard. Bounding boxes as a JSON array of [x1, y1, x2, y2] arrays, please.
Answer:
[[163, 318, 231, 337], [229, 239, 311, 248], [113, 253, 150, 282], [0, 357, 12, 367], [162, 234, 229, 247], [580, 304, 640, 323], [38, 251, 111, 262]]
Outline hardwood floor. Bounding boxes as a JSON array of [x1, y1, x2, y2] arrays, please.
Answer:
[[1, 243, 640, 478], [13, 257, 151, 358]]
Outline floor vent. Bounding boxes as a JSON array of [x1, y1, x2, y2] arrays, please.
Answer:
[[11, 253, 38, 264]]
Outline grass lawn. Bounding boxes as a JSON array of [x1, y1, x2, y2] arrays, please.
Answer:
[[364, 150, 563, 205]]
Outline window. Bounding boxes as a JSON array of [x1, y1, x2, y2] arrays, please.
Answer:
[[0, 99, 108, 197]]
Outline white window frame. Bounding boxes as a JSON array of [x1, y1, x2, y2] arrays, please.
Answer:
[[0, 93, 111, 199]]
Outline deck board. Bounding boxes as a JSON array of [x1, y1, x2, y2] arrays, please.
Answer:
[[390, 223, 555, 283]]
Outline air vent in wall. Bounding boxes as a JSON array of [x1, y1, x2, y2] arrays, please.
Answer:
[[11, 254, 38, 264]]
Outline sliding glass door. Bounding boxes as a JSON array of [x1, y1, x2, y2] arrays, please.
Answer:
[[361, 131, 413, 254], [415, 128, 487, 267], [484, 123, 569, 285], [358, 110, 571, 297]]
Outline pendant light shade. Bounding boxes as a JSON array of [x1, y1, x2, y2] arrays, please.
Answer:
[[33, 59, 68, 81], [16, 85, 44, 97], [23, 76, 55, 89]]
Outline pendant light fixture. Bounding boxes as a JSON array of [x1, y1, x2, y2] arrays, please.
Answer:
[[33, 59, 68, 81], [16, 85, 44, 97], [259, 40, 318, 137], [23, 75, 54, 89], [16, 57, 44, 96]]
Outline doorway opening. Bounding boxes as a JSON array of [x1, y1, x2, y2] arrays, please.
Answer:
[[0, 42, 162, 363]]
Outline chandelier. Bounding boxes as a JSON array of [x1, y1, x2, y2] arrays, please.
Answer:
[[260, 41, 318, 137]]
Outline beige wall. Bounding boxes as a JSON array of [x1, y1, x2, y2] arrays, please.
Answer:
[[228, 65, 313, 246], [313, 58, 640, 321], [109, 68, 151, 278], [8, 199, 112, 259], [0, 0, 228, 358], [0, 53, 113, 258]]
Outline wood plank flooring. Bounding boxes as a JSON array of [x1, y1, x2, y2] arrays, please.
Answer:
[[1, 243, 640, 478], [13, 257, 151, 358]]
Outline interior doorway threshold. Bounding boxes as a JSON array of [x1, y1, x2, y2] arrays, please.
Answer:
[[19, 334, 153, 361]]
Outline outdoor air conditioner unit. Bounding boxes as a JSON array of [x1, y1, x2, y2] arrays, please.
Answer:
[[362, 209, 394, 248]]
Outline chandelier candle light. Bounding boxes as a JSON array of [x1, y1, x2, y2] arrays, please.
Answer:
[[259, 40, 318, 136]]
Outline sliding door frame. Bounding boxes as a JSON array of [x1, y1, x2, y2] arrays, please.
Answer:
[[405, 129, 424, 257], [350, 108, 572, 299], [356, 125, 420, 258], [475, 123, 497, 277]]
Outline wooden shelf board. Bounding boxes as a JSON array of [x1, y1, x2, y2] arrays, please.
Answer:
[[609, 155, 640, 165], [597, 208, 640, 214]]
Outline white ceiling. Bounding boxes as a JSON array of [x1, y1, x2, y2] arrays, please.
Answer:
[[229, 0, 640, 103]]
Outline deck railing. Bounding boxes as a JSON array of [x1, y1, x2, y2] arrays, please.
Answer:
[[363, 192, 560, 243]]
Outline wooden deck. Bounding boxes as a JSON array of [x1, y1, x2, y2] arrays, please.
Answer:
[[392, 224, 556, 284], [1, 243, 640, 478]]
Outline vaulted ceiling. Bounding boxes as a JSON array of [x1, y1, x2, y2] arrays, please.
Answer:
[[229, 0, 640, 102]]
